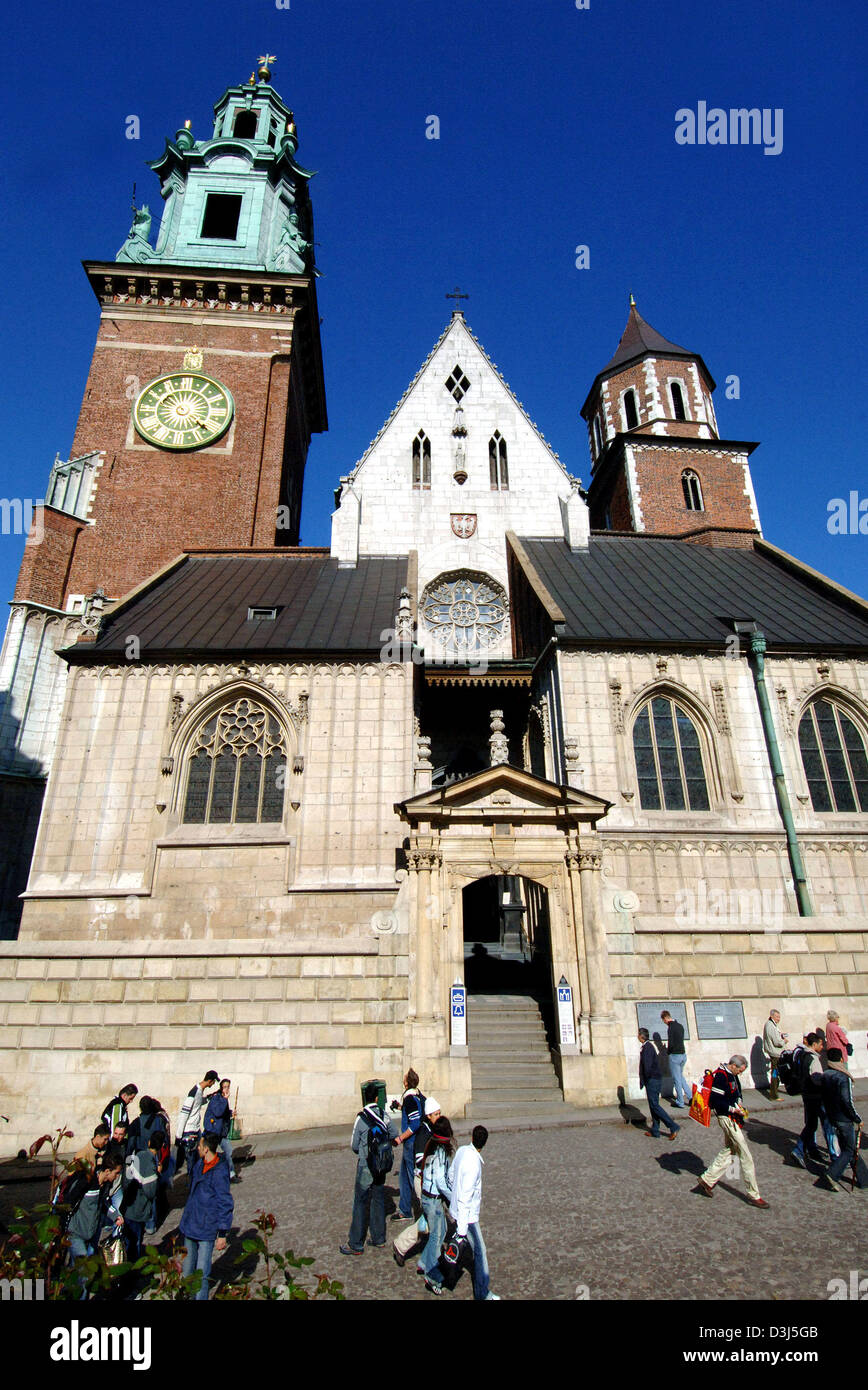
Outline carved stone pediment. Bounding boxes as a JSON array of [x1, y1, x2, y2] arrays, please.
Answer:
[[396, 764, 612, 828]]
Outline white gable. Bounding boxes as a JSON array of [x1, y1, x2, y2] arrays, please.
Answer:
[[330, 317, 589, 612]]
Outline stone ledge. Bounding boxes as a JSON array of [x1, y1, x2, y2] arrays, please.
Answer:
[[0, 937, 380, 959], [633, 915, 868, 934]]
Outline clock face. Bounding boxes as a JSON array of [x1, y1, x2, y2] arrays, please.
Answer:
[[132, 372, 234, 450]]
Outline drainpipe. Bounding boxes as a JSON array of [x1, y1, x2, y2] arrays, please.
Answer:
[[741, 627, 813, 917]]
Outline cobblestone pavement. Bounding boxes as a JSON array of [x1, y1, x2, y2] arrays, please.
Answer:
[[3, 1106, 864, 1301]]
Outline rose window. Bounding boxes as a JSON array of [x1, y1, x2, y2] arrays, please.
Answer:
[[420, 573, 508, 655]]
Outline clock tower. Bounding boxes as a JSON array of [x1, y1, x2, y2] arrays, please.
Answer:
[[0, 60, 327, 934]]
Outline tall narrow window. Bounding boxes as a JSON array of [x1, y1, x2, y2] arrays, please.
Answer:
[[182, 697, 287, 824], [632, 696, 710, 811], [682, 470, 704, 511], [593, 416, 604, 457], [798, 700, 868, 813], [623, 389, 639, 430], [412, 431, 431, 489], [489, 432, 509, 490], [670, 380, 687, 420]]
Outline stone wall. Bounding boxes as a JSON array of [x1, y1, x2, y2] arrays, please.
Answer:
[[0, 935, 411, 1158]]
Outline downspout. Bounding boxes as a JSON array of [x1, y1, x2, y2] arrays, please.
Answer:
[[744, 628, 813, 917]]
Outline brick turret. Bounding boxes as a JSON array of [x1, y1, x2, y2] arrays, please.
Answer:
[[582, 299, 761, 545]]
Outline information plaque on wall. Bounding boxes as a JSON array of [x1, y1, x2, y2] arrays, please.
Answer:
[[694, 1001, 747, 1040], [635, 1001, 690, 1041]]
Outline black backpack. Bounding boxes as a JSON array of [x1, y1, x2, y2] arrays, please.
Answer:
[[438, 1225, 473, 1291], [777, 1048, 804, 1095], [55, 1168, 92, 1231], [361, 1110, 394, 1181]]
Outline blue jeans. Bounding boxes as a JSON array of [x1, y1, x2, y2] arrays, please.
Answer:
[[347, 1171, 386, 1251], [68, 1236, 96, 1300], [466, 1222, 490, 1301], [669, 1054, 691, 1106], [398, 1139, 416, 1217], [794, 1097, 836, 1159], [124, 1218, 146, 1263], [181, 1234, 215, 1301], [419, 1193, 449, 1282], [220, 1136, 236, 1178], [645, 1079, 678, 1136]]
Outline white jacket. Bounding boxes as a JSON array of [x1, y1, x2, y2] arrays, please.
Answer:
[[176, 1084, 209, 1138], [449, 1143, 484, 1236]]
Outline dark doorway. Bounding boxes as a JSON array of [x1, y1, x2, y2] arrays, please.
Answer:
[[463, 874, 553, 1011]]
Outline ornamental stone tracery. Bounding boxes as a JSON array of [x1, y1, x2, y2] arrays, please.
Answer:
[[419, 571, 508, 656]]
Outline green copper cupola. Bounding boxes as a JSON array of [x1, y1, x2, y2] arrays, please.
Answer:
[[116, 58, 316, 273]]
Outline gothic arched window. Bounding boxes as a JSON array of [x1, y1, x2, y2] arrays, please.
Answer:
[[682, 469, 704, 511], [182, 696, 287, 824], [412, 431, 431, 489], [420, 572, 508, 657], [632, 696, 710, 811], [623, 388, 639, 430], [489, 432, 509, 490], [798, 699, 868, 813], [670, 380, 687, 420]]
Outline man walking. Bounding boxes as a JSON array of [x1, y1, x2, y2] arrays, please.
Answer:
[[178, 1132, 234, 1300], [790, 1032, 834, 1168], [446, 1124, 500, 1301], [763, 1009, 787, 1099], [638, 1028, 679, 1139], [696, 1055, 769, 1207], [340, 1081, 398, 1256], [661, 1010, 690, 1108], [819, 1047, 864, 1192], [176, 1070, 220, 1176]]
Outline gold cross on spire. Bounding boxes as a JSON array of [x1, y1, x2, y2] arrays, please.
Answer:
[[257, 54, 276, 82]]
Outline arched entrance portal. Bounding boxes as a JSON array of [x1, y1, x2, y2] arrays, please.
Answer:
[[462, 874, 552, 1002]]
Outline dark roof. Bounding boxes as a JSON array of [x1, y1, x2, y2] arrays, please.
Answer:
[[67, 552, 409, 659], [581, 304, 715, 416], [516, 536, 868, 651]]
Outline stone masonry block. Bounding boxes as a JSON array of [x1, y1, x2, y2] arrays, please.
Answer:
[[29, 983, 61, 1003], [46, 960, 80, 979], [110, 959, 143, 980], [85, 1027, 119, 1049], [169, 1005, 202, 1024]]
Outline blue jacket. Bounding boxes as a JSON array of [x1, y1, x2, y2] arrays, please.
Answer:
[[179, 1154, 234, 1242], [821, 1064, 862, 1126], [203, 1094, 232, 1140]]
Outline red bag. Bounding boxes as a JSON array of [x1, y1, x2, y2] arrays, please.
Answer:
[[689, 1069, 714, 1127]]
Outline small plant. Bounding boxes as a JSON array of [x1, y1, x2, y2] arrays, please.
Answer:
[[0, 1204, 128, 1300], [214, 1209, 344, 1300], [28, 1126, 75, 1202]]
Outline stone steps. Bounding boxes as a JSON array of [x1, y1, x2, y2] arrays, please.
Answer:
[[467, 992, 563, 1117]]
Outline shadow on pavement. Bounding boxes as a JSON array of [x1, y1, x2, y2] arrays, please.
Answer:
[[617, 1086, 647, 1129]]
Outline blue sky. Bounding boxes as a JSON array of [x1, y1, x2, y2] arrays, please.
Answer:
[[1, 0, 865, 600]]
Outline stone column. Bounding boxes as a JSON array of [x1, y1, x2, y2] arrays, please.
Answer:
[[408, 847, 441, 1021], [574, 839, 621, 1059]]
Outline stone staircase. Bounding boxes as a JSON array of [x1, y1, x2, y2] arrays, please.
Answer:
[[465, 994, 566, 1119]]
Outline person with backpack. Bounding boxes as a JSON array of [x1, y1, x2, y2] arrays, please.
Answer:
[[66, 1152, 125, 1295], [203, 1078, 238, 1181], [101, 1084, 138, 1133], [790, 1033, 837, 1168], [762, 1010, 787, 1100], [417, 1117, 455, 1294], [121, 1132, 163, 1262], [340, 1081, 399, 1255], [392, 1095, 441, 1268], [696, 1055, 769, 1208], [178, 1132, 234, 1300], [819, 1047, 864, 1192], [176, 1070, 220, 1176], [392, 1068, 424, 1220], [127, 1096, 167, 1155]]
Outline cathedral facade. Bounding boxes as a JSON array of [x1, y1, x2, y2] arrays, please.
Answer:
[[1, 67, 866, 1150]]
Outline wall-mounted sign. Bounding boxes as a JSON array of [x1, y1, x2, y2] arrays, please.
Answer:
[[451, 980, 467, 1047], [694, 1001, 747, 1040], [556, 976, 576, 1047], [636, 1001, 691, 1042]]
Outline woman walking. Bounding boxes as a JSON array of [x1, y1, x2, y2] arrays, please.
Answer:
[[416, 1117, 455, 1294]]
